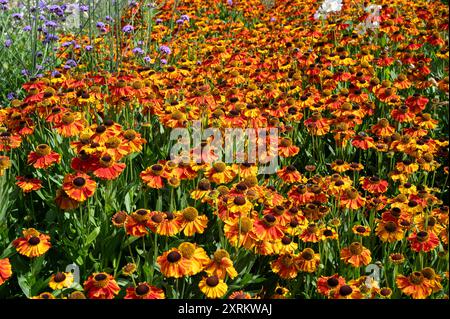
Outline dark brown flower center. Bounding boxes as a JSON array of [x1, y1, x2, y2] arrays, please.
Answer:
[[94, 273, 107, 281], [384, 221, 398, 233], [167, 251, 181, 263], [135, 283, 150, 296], [73, 177, 86, 187], [339, 285, 353, 296], [54, 272, 66, 282], [28, 236, 40, 245], [206, 276, 219, 287], [416, 231, 429, 242], [327, 277, 339, 287], [233, 196, 246, 206]]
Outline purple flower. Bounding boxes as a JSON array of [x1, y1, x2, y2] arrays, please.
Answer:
[[23, 25, 32, 31], [180, 14, 189, 21], [122, 25, 133, 33], [21, 69, 30, 76], [227, 0, 233, 5], [7, 92, 15, 100], [43, 34, 59, 44], [105, 16, 113, 22], [65, 59, 77, 68], [85, 45, 93, 51], [159, 45, 171, 55], [155, 18, 163, 24], [270, 17, 276, 22], [132, 47, 144, 55], [51, 70, 61, 77], [176, 19, 184, 25], [12, 13, 24, 20], [4, 39, 12, 48], [161, 59, 167, 65], [144, 56, 151, 63], [96, 22, 105, 28]]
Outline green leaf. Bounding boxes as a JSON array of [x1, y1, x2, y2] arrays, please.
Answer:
[[17, 275, 31, 298], [85, 227, 101, 248]]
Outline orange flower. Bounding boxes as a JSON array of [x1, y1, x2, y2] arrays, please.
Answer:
[[339, 188, 366, 210], [376, 220, 405, 242], [83, 272, 120, 299], [53, 112, 85, 137], [15, 175, 42, 193], [296, 248, 320, 273], [223, 216, 257, 250], [177, 207, 208, 236], [205, 162, 236, 184], [277, 165, 306, 184], [124, 209, 151, 237], [304, 112, 331, 136], [253, 214, 285, 241], [62, 172, 97, 202], [0, 258, 12, 286], [340, 242, 372, 267], [27, 144, 60, 169], [271, 254, 299, 279], [317, 274, 346, 296], [140, 164, 168, 189], [299, 223, 321, 243], [124, 283, 165, 299], [55, 188, 80, 211], [278, 138, 299, 157], [93, 154, 126, 180], [204, 249, 238, 280], [178, 242, 210, 276], [408, 231, 440, 252], [396, 272, 433, 299], [360, 176, 389, 194], [13, 228, 51, 258], [157, 248, 192, 278]]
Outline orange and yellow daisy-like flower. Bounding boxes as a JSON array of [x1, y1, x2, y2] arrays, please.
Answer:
[[62, 172, 97, 202], [83, 272, 120, 299], [227, 195, 253, 217], [271, 253, 299, 279], [124, 282, 165, 299], [253, 214, 285, 241], [0, 155, 11, 176], [205, 249, 238, 280], [296, 248, 321, 273], [199, 275, 228, 299], [177, 207, 209, 236], [13, 228, 51, 258], [205, 161, 236, 184], [27, 144, 61, 169], [0, 258, 12, 286], [317, 274, 346, 296], [93, 154, 126, 180], [140, 163, 168, 189], [223, 216, 257, 250], [408, 231, 440, 252], [396, 271, 433, 299], [49, 272, 74, 290], [178, 242, 210, 276], [375, 220, 405, 243], [124, 209, 151, 237], [340, 242, 372, 267], [157, 248, 192, 278], [15, 175, 43, 193]]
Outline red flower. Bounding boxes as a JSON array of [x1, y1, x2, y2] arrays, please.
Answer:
[[27, 144, 60, 169], [83, 273, 120, 299], [408, 231, 440, 252], [62, 172, 97, 202]]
